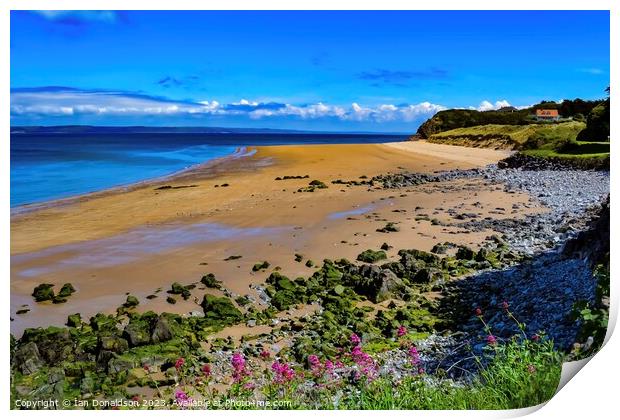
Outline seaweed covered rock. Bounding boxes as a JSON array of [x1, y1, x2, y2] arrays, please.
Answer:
[[32, 283, 55, 302], [456, 246, 476, 260], [266, 272, 296, 291], [357, 249, 387, 264], [252, 261, 271, 272], [398, 249, 441, 265], [271, 290, 297, 311], [108, 356, 136, 374], [89, 313, 117, 332], [20, 327, 74, 366], [201, 294, 243, 324], [168, 282, 191, 300], [98, 335, 129, 354], [13, 341, 43, 374], [344, 265, 407, 303], [123, 319, 151, 347], [200, 273, 222, 288], [58, 283, 76, 298], [123, 295, 140, 308], [377, 222, 400, 233], [66, 313, 82, 328], [411, 268, 443, 285], [309, 180, 327, 188], [151, 315, 174, 343]]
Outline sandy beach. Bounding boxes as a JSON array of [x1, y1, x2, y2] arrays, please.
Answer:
[[10, 140, 539, 335]]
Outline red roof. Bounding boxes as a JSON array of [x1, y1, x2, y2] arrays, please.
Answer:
[[536, 109, 559, 117]]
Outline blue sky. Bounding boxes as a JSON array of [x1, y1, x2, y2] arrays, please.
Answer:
[[10, 10, 609, 132]]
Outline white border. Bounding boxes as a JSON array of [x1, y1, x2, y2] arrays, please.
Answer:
[[2, 2, 616, 419]]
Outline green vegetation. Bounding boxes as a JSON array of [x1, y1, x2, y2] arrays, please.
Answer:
[[417, 92, 610, 167], [577, 99, 610, 142], [335, 339, 560, 409], [200, 273, 222, 288], [428, 121, 585, 150], [570, 261, 610, 359], [252, 261, 271, 272], [356, 249, 387, 263], [417, 98, 603, 138]]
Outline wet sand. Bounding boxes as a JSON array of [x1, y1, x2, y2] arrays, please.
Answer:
[[11, 141, 540, 335]]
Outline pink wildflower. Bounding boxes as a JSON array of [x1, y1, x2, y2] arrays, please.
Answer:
[[175, 357, 185, 370], [531, 334, 540, 342], [260, 350, 271, 359], [350, 333, 361, 346], [408, 346, 420, 366], [397, 325, 408, 337], [351, 345, 377, 380], [143, 364, 150, 373], [475, 307, 483, 316], [271, 361, 296, 384], [487, 335, 497, 346], [174, 389, 192, 407], [501, 301, 509, 311], [231, 352, 248, 382], [201, 364, 211, 377], [308, 354, 323, 377], [243, 382, 256, 390]]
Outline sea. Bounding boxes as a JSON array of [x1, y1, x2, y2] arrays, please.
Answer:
[[10, 132, 406, 207]]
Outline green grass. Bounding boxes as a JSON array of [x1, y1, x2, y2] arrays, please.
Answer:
[[428, 121, 585, 148], [334, 338, 562, 410], [522, 149, 609, 160]]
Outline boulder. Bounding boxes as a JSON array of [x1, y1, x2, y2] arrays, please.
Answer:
[[356, 249, 387, 263], [376, 222, 400, 233], [89, 313, 117, 331], [201, 294, 243, 324], [456, 246, 475, 260], [108, 356, 136, 374], [14, 342, 44, 374], [66, 313, 82, 328], [151, 316, 174, 343], [270, 290, 297, 310], [398, 249, 441, 265], [124, 295, 139, 308], [266, 272, 295, 291], [346, 265, 407, 303], [80, 376, 96, 395], [98, 335, 129, 354], [411, 268, 443, 285], [123, 320, 151, 347], [252, 261, 270, 272], [21, 327, 73, 366], [57, 283, 76, 298], [200, 273, 222, 288], [32, 283, 55, 302]]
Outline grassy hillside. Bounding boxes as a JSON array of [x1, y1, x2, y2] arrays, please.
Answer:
[[416, 98, 602, 138], [427, 121, 586, 150]]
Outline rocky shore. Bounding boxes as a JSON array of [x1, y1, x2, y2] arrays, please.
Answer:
[[10, 157, 610, 408]]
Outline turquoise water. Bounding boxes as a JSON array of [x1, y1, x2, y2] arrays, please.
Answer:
[[10, 132, 403, 207]]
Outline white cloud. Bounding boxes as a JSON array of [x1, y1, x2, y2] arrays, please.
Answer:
[[578, 68, 605, 75], [471, 99, 512, 111], [10, 88, 446, 124], [33, 11, 118, 23]]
